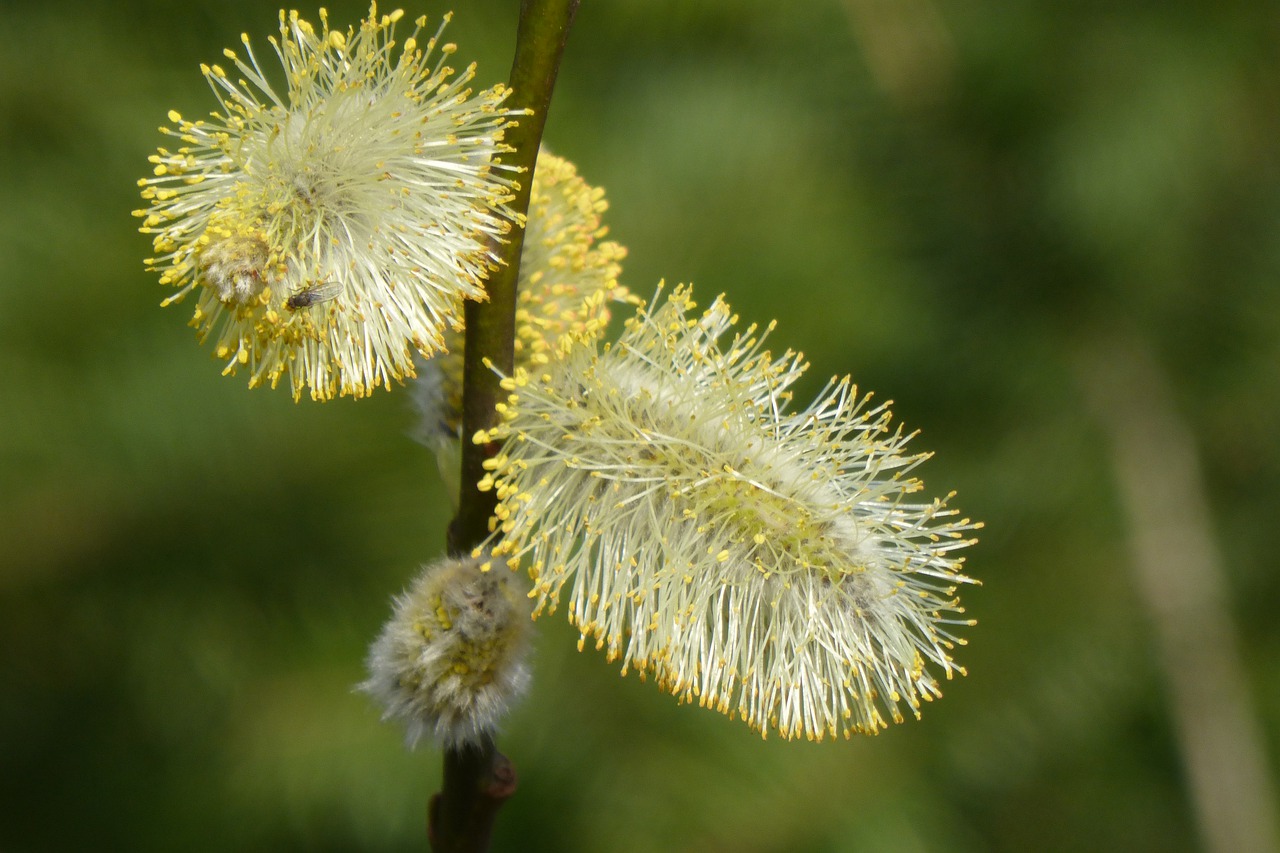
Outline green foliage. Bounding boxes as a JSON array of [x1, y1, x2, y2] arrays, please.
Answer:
[[3, 0, 1278, 850]]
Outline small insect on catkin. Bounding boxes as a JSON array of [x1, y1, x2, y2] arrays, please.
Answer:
[[359, 553, 533, 749], [284, 280, 343, 311]]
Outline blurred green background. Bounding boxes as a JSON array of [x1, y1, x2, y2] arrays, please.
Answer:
[[3, 0, 1279, 850]]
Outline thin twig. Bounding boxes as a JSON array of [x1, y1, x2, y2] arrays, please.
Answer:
[[448, 0, 581, 554], [432, 1, 581, 851]]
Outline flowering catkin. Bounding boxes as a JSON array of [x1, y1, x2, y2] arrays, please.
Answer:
[[360, 554, 532, 749], [411, 151, 631, 499], [412, 151, 630, 440], [480, 285, 979, 740], [136, 5, 520, 400]]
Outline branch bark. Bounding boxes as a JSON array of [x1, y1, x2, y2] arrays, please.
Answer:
[[448, 0, 581, 556], [432, 2, 580, 851]]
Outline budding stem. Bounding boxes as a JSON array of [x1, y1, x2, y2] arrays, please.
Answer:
[[435, 1, 581, 851], [449, 0, 581, 555]]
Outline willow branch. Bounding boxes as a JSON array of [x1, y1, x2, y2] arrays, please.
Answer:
[[449, 0, 581, 555], [432, 2, 580, 851]]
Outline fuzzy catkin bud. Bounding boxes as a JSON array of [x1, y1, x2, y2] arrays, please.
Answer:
[[360, 554, 533, 749]]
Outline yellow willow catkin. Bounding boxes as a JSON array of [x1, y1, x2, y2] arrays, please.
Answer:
[[481, 284, 980, 741], [135, 5, 522, 400], [411, 151, 631, 499]]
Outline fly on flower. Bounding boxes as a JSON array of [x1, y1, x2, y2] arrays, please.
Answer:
[[480, 285, 980, 741], [285, 280, 343, 312], [135, 5, 524, 400]]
